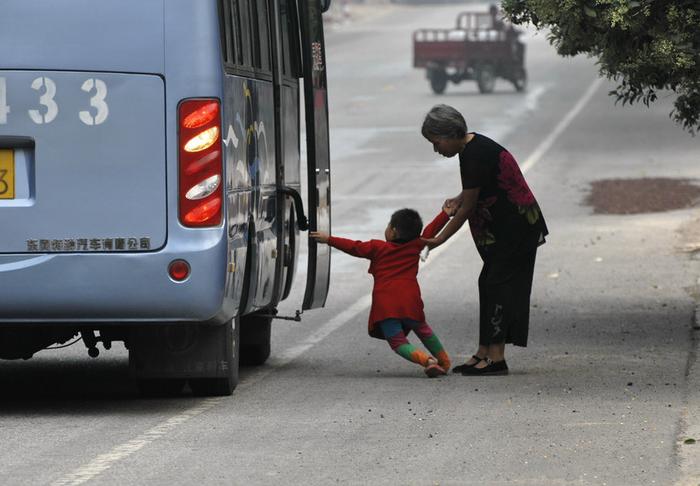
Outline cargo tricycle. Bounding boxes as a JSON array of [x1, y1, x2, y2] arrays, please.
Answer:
[[413, 10, 527, 94]]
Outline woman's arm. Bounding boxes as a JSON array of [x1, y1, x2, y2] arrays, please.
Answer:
[[422, 188, 480, 249]]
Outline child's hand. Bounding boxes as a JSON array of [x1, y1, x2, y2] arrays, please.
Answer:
[[310, 231, 330, 244]]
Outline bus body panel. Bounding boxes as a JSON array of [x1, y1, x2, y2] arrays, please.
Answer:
[[0, 71, 167, 253], [245, 79, 278, 314], [0, 234, 227, 322], [0, 0, 165, 74], [221, 75, 279, 315]]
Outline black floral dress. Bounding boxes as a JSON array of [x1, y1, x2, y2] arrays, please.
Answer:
[[460, 133, 548, 347]]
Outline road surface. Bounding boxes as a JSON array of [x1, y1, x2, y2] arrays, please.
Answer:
[[2, 3, 700, 485]]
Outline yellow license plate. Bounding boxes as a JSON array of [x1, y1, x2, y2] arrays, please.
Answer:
[[0, 149, 14, 199]]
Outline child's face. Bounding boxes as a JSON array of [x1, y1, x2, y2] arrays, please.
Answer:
[[385, 224, 398, 242]]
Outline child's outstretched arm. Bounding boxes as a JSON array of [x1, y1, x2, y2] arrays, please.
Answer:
[[420, 208, 451, 240], [310, 231, 378, 260]]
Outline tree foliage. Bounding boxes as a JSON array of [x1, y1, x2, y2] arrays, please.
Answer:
[[501, 0, 700, 133]]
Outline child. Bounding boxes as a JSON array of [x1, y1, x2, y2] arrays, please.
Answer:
[[310, 206, 453, 377]]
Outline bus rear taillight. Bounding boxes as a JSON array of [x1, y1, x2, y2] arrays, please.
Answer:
[[182, 102, 219, 129], [178, 99, 223, 228]]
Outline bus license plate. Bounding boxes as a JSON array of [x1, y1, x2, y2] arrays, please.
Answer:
[[0, 149, 14, 199]]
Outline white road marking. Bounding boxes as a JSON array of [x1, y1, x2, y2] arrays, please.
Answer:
[[479, 83, 551, 143], [51, 75, 601, 486], [520, 77, 603, 174], [51, 398, 223, 486]]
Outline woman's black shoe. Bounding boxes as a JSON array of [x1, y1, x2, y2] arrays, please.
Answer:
[[460, 359, 508, 376], [452, 355, 484, 374]]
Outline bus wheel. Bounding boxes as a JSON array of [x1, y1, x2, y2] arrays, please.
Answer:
[[137, 378, 186, 398], [240, 312, 272, 366], [512, 67, 527, 92], [476, 65, 496, 94], [428, 69, 448, 95], [189, 318, 240, 396]]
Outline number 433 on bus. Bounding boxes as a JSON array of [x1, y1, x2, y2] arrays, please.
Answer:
[[0, 76, 109, 126]]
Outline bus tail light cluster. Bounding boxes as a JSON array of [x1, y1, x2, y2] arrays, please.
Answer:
[[178, 99, 223, 227]]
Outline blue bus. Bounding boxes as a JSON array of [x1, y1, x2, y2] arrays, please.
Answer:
[[0, 0, 332, 396]]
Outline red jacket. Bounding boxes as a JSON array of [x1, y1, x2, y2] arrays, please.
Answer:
[[327, 211, 450, 338]]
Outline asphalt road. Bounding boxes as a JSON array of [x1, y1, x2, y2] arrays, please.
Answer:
[[2, 3, 700, 485]]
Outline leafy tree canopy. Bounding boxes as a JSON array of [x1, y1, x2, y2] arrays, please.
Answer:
[[501, 0, 700, 133]]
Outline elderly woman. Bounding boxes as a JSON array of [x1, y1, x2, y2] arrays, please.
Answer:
[[421, 104, 548, 375]]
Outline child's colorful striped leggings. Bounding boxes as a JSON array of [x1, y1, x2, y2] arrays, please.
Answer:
[[378, 318, 450, 370]]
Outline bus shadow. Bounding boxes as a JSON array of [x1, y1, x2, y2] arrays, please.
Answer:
[[0, 356, 146, 413], [0, 355, 267, 414]]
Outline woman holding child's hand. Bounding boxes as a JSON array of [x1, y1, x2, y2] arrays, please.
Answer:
[[421, 104, 549, 376], [310, 209, 453, 377]]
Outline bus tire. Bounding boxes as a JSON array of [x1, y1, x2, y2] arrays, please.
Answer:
[[428, 69, 448, 95], [189, 318, 240, 396], [137, 378, 186, 398], [476, 64, 496, 94], [240, 312, 272, 366]]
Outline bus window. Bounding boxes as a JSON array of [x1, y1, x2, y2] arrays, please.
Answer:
[[248, 0, 261, 69], [280, 0, 301, 79], [220, 1, 232, 64], [236, 0, 253, 68], [254, 0, 272, 72], [229, 0, 244, 66]]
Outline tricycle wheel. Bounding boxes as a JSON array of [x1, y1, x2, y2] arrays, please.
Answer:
[[476, 65, 496, 94], [428, 69, 447, 95], [512, 68, 527, 92]]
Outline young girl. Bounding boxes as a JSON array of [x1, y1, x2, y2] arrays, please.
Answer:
[[311, 206, 452, 377]]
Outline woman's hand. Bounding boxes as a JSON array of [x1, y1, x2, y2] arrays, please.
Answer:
[[310, 231, 330, 244], [442, 201, 457, 216], [443, 194, 463, 216]]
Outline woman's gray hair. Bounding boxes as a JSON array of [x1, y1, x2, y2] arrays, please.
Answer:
[[421, 104, 468, 140]]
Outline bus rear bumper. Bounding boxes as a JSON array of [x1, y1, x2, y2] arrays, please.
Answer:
[[0, 243, 231, 324]]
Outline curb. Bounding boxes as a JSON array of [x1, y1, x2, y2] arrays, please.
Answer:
[[676, 294, 700, 485]]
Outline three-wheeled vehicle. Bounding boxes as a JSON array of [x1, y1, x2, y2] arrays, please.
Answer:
[[413, 10, 527, 94]]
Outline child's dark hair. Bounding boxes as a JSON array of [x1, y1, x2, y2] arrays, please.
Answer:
[[390, 208, 423, 241]]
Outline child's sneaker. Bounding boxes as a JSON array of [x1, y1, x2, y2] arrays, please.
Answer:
[[424, 358, 446, 378]]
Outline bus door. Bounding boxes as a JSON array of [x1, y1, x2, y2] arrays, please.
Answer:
[[298, 0, 331, 310]]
